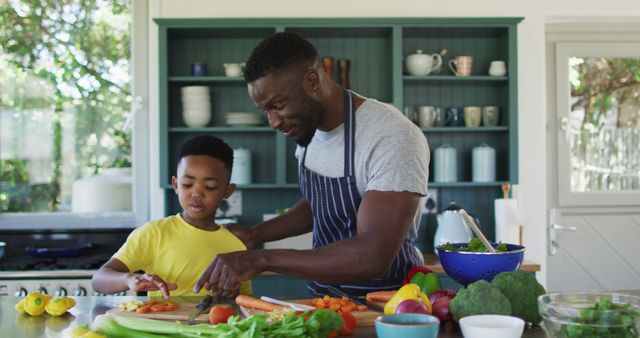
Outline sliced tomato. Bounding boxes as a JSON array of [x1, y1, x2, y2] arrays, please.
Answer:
[[337, 311, 357, 335]]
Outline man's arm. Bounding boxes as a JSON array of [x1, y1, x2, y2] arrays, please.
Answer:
[[225, 197, 314, 248], [195, 190, 420, 295]]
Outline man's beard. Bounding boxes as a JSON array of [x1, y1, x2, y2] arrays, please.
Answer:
[[294, 94, 324, 147]]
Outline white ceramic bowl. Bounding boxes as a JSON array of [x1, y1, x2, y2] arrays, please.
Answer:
[[459, 315, 524, 338]]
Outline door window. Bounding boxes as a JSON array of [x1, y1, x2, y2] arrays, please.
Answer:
[[556, 42, 640, 205]]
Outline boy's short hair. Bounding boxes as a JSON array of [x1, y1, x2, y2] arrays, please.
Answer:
[[244, 31, 318, 83], [178, 135, 234, 174]]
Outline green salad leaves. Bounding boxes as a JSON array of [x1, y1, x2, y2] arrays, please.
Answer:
[[560, 299, 639, 338], [437, 237, 508, 252]]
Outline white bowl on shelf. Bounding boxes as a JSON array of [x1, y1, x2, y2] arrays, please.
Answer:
[[225, 112, 263, 126]]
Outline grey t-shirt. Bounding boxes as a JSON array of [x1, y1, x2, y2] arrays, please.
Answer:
[[295, 98, 430, 240]]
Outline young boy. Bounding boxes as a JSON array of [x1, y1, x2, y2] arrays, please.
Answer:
[[92, 135, 251, 298]]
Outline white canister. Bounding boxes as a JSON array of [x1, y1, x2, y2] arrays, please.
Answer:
[[231, 148, 252, 185], [434, 144, 457, 182], [472, 143, 496, 182]]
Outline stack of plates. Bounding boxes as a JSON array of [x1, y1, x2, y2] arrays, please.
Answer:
[[225, 112, 263, 126], [181, 86, 211, 127]]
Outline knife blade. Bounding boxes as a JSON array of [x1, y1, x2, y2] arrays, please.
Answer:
[[187, 294, 214, 324], [325, 285, 367, 307]]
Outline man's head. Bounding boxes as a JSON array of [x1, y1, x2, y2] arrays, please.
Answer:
[[244, 32, 326, 146], [171, 135, 235, 226]]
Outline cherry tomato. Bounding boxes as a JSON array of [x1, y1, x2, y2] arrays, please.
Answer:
[[337, 311, 357, 335], [208, 305, 236, 324]]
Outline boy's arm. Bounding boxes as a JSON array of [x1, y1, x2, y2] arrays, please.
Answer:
[[91, 258, 177, 299]]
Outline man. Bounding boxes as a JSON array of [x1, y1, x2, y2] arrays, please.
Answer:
[[195, 31, 429, 298]]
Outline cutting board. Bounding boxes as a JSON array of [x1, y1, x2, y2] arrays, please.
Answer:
[[240, 299, 381, 327], [366, 299, 386, 313], [106, 303, 215, 323]]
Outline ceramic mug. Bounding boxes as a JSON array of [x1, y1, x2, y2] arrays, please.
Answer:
[[191, 62, 207, 76], [223, 63, 245, 77], [417, 106, 438, 128], [446, 107, 464, 127], [464, 106, 482, 127], [488, 60, 507, 77], [448, 56, 473, 76], [433, 108, 449, 127], [482, 106, 500, 126]]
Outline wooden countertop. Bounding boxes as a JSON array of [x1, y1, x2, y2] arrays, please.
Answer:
[[259, 254, 540, 276]]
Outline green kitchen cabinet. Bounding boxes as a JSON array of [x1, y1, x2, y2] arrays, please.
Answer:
[[155, 17, 522, 256]]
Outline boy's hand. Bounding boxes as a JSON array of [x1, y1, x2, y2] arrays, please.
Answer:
[[127, 273, 177, 299]]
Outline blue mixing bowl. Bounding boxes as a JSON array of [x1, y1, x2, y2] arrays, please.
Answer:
[[437, 243, 525, 286]]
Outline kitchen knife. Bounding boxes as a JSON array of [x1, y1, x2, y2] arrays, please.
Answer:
[[325, 285, 367, 307], [187, 294, 214, 324]]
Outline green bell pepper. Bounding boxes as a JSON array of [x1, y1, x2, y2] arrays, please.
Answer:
[[409, 271, 442, 296]]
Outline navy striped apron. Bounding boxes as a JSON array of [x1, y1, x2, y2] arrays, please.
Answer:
[[300, 89, 422, 298]]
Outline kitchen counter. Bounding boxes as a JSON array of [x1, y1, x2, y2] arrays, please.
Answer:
[[0, 295, 550, 338], [4, 290, 638, 337], [422, 253, 541, 273]]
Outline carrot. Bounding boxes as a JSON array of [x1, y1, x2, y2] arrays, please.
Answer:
[[365, 290, 396, 302], [150, 304, 166, 312], [235, 295, 286, 312], [306, 296, 367, 312], [136, 305, 151, 313]]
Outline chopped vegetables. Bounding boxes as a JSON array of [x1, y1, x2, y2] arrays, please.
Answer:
[[305, 295, 368, 312], [117, 300, 179, 313]]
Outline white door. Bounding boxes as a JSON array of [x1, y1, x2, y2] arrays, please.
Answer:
[[546, 25, 640, 292]]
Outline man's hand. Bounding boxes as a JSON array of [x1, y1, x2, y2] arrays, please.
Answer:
[[224, 223, 256, 249], [126, 273, 177, 299], [194, 251, 263, 297]]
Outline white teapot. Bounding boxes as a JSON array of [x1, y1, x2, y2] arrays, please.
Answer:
[[433, 201, 474, 253], [405, 50, 443, 76]]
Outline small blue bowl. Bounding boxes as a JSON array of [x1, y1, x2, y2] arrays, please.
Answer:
[[437, 243, 525, 286], [375, 313, 440, 338]]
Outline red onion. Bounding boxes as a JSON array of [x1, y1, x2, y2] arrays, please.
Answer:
[[394, 299, 431, 315]]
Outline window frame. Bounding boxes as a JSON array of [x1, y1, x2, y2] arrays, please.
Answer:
[[0, 0, 149, 230], [550, 23, 640, 207]]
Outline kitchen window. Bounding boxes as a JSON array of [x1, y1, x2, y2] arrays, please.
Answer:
[[0, 0, 149, 229]]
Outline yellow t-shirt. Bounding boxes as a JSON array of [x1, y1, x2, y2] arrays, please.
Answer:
[[113, 214, 252, 297]]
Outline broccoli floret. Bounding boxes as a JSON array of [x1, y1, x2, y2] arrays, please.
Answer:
[[449, 280, 512, 321], [491, 270, 546, 325]]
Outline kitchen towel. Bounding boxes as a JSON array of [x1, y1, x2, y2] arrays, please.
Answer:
[[494, 198, 523, 245]]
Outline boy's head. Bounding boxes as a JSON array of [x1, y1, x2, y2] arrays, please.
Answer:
[[178, 135, 234, 178], [172, 135, 236, 227]]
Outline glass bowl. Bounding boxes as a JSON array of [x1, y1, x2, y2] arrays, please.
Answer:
[[436, 243, 525, 286], [538, 292, 640, 338]]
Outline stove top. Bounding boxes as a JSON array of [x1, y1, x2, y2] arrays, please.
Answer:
[[0, 254, 111, 272]]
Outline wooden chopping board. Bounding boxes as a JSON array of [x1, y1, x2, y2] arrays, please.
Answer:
[[240, 299, 381, 327], [106, 303, 215, 323], [366, 299, 386, 313]]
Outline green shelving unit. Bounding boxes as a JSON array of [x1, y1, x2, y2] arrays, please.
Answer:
[[155, 16, 522, 249]]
